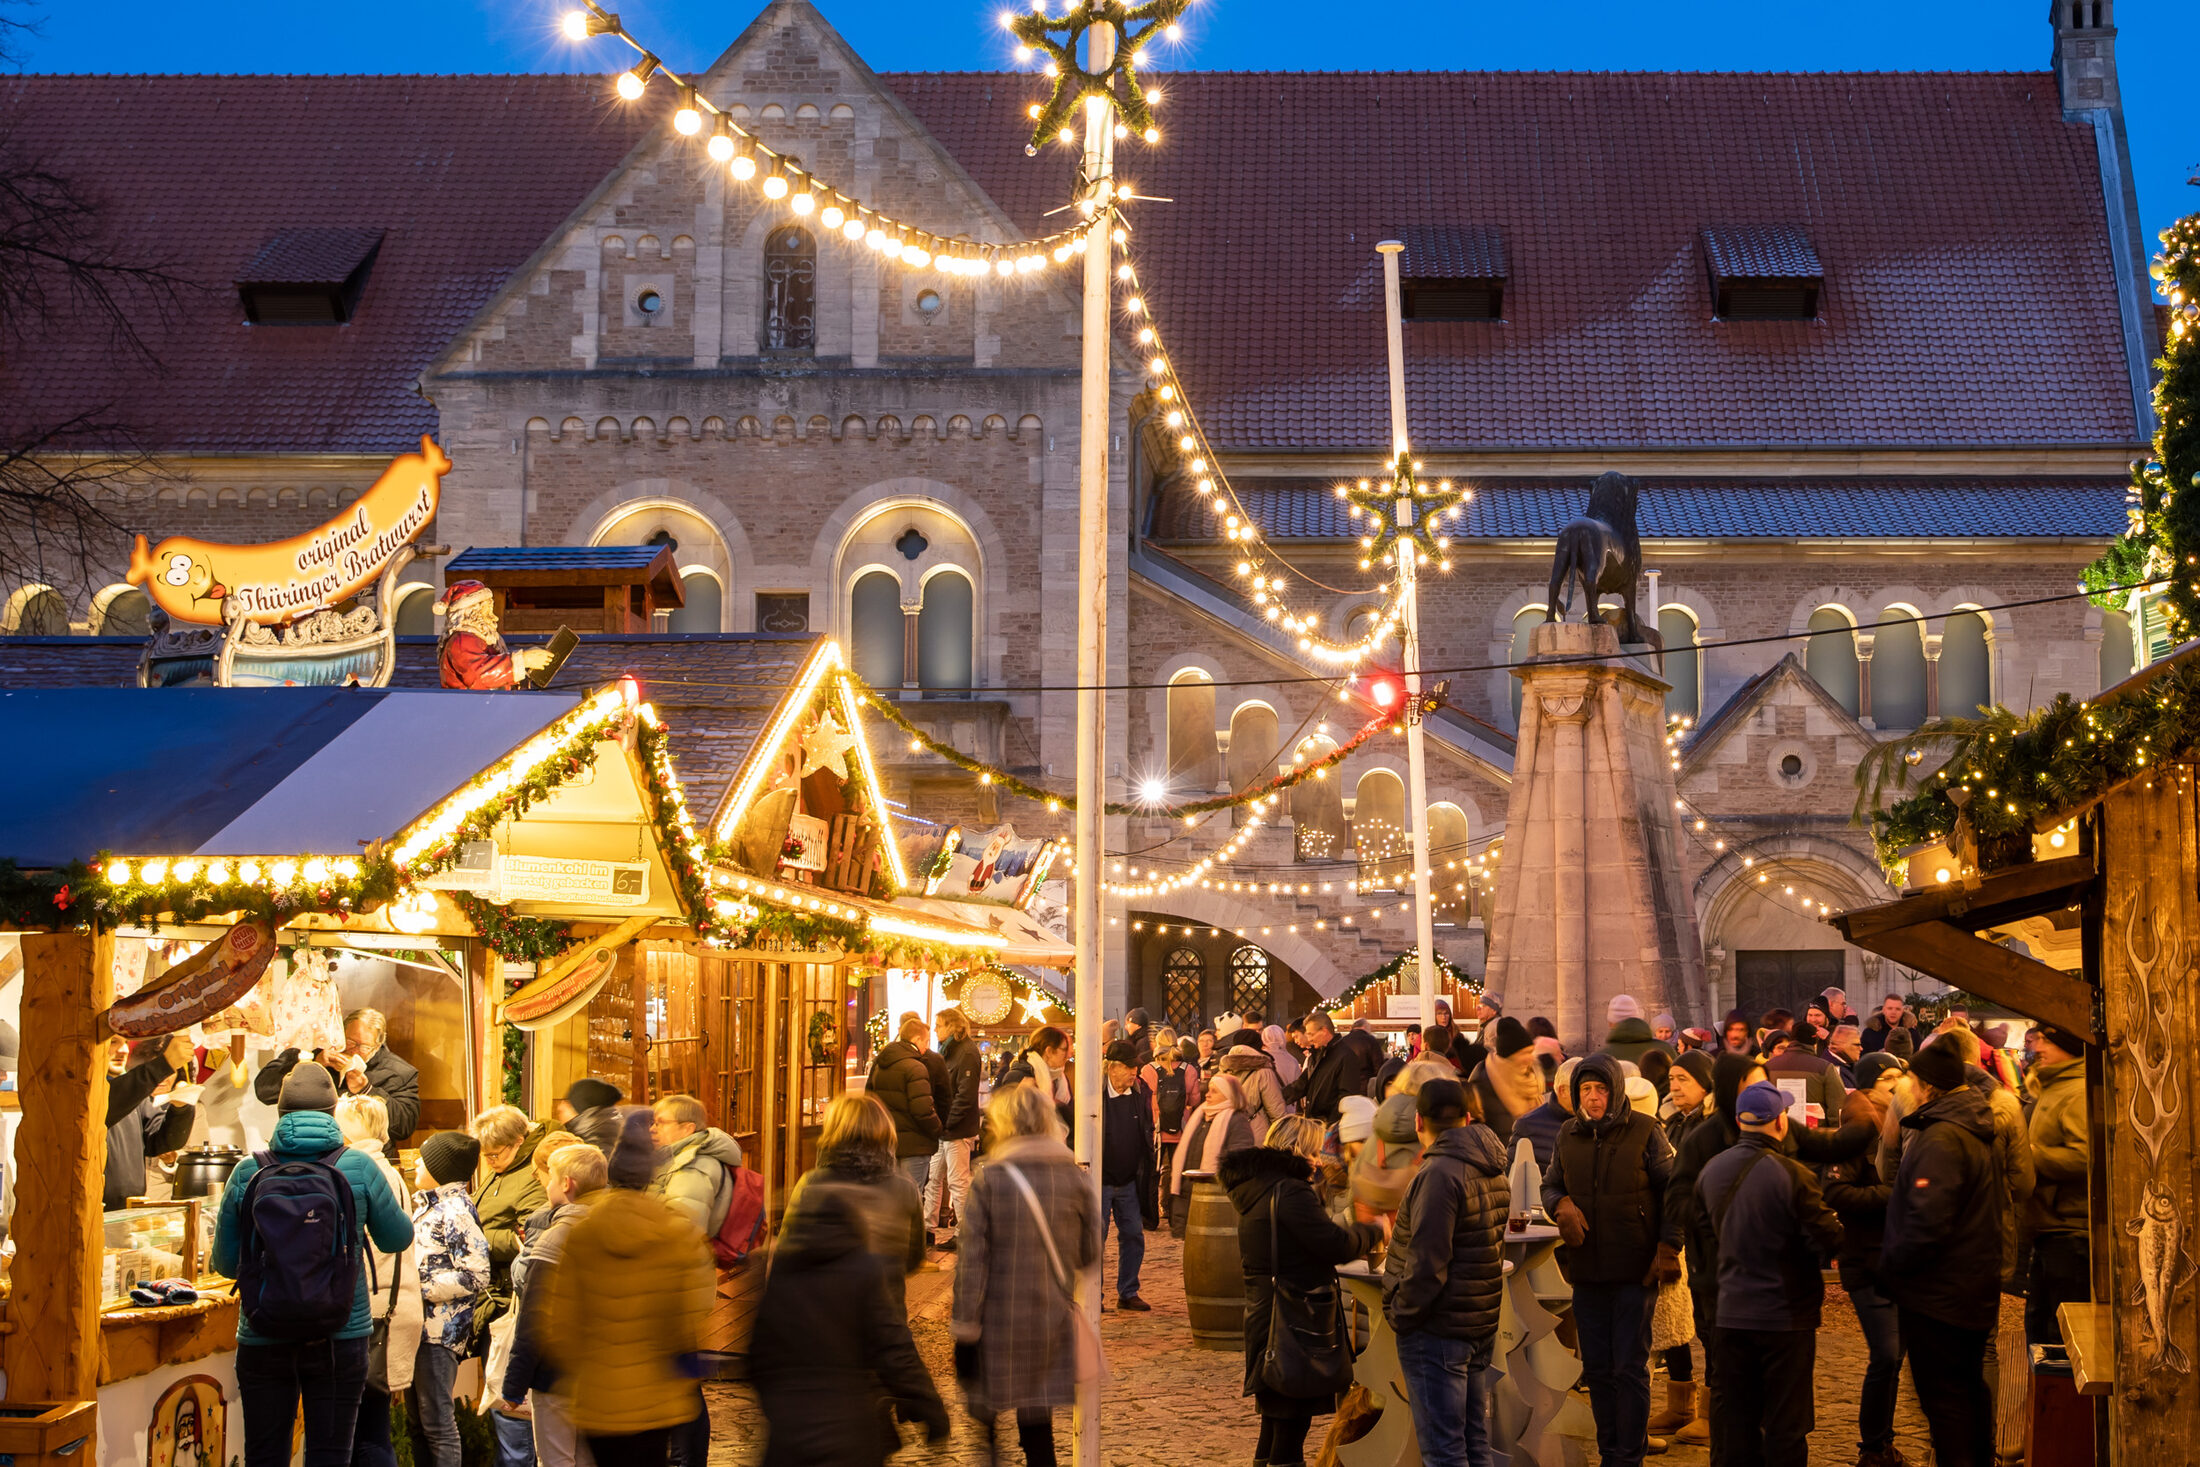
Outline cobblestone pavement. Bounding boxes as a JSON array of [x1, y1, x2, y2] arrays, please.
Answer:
[[706, 1227, 2028, 1466]]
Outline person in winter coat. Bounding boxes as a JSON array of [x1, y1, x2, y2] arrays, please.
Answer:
[[254, 1008, 421, 1158], [1262, 1023, 1303, 1085], [336, 1096, 418, 1467], [1099, 1041, 1156, 1310], [1465, 1017, 1543, 1147], [1696, 1082, 1844, 1467], [1121, 1007, 1156, 1070], [544, 1112, 714, 1467], [1879, 1030, 2035, 1287], [1646, 1050, 1715, 1442], [562, 1078, 624, 1155], [1597, 995, 1677, 1072], [1541, 1054, 1680, 1467], [1828, 1024, 1864, 1088], [2024, 1026, 2091, 1349], [646, 1096, 747, 1467], [1350, 1058, 1451, 1221], [1170, 1073, 1259, 1231], [866, 1015, 944, 1195], [1220, 1030, 1291, 1135], [499, 1140, 606, 1467], [1383, 1079, 1509, 1467], [787, 1093, 925, 1294], [927, 1007, 984, 1250], [1146, 1036, 1200, 1200], [1859, 994, 1920, 1056], [213, 1064, 415, 1467], [411, 1132, 493, 1467], [1002, 1025, 1075, 1137], [1223, 1118, 1386, 1467], [105, 1034, 198, 1208], [1821, 1052, 1906, 1467], [1287, 1013, 1374, 1124], [1510, 1054, 1576, 1170], [469, 1105, 548, 1297], [1763, 1021, 1847, 1120], [953, 1083, 1101, 1467], [753, 1187, 948, 1466]]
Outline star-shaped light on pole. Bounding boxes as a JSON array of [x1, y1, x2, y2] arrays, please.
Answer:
[[1336, 451, 1469, 573], [1007, 0, 1188, 155]]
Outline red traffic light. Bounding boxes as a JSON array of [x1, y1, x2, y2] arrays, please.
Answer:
[[1367, 674, 1404, 711]]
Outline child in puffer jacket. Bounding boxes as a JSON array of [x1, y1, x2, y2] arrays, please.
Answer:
[[412, 1132, 493, 1467]]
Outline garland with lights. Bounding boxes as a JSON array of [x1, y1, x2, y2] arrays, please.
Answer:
[[862, 682, 1393, 815], [1340, 452, 1469, 572], [1008, 0, 1185, 153], [449, 891, 573, 965], [1324, 948, 1479, 1015]]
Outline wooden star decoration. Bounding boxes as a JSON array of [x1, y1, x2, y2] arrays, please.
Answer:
[[1010, 0, 1187, 156], [797, 709, 858, 780], [1335, 451, 1469, 572]]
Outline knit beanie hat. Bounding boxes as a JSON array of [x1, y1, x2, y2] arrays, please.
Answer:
[[1625, 1076, 1659, 1116], [278, 1061, 340, 1114], [1105, 1039, 1139, 1068], [1416, 1078, 1469, 1125], [1607, 994, 1643, 1023], [1491, 1015, 1532, 1058], [567, 1078, 622, 1112], [1855, 1052, 1907, 1091], [1909, 1038, 1966, 1092], [1884, 1027, 1917, 1061], [608, 1108, 657, 1189], [1651, 1011, 1675, 1033], [2036, 1025, 2086, 1056], [1336, 1094, 1377, 1144], [1673, 1049, 1716, 1093], [1735, 1081, 1788, 1126], [420, 1130, 481, 1186]]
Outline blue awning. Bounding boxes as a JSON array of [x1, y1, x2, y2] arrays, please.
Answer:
[[0, 687, 583, 867]]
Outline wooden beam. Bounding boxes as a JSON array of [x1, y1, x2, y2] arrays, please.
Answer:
[[5, 931, 112, 1404], [1834, 854, 2096, 942], [1854, 918, 2099, 1043]]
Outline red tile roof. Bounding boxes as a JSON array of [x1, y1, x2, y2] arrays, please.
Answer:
[[0, 75, 661, 455], [234, 227, 386, 287], [882, 69, 2141, 450]]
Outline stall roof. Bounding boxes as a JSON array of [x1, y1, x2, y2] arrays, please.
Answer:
[[0, 686, 583, 867], [896, 896, 1074, 968]]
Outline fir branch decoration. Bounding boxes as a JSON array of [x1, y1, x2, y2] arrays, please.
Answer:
[[1326, 948, 1478, 1014], [449, 890, 573, 964], [1008, 0, 1186, 155]]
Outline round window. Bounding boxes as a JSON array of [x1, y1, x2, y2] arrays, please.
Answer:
[[635, 287, 664, 317], [915, 288, 944, 316], [1779, 754, 1804, 778]]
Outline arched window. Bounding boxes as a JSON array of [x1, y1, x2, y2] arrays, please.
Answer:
[[392, 584, 435, 636], [1290, 734, 1347, 861], [1874, 613, 1927, 729], [1427, 803, 1471, 925], [1226, 702, 1280, 829], [764, 226, 816, 351], [1227, 946, 1271, 1023], [1509, 607, 1543, 728], [1166, 671, 1222, 792], [96, 588, 151, 636], [917, 570, 974, 695], [1939, 610, 1991, 719], [1163, 948, 1204, 1032], [1354, 768, 1406, 884], [1658, 606, 1701, 722], [851, 570, 905, 689], [668, 571, 722, 633], [1805, 608, 1859, 716], [2100, 608, 2135, 690]]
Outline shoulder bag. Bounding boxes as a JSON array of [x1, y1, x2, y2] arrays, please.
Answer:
[[998, 1163, 1110, 1383], [1258, 1194, 1355, 1398]]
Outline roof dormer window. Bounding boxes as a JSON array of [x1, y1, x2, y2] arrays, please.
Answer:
[[236, 227, 384, 325], [1395, 226, 1507, 322], [1703, 225, 1822, 321]]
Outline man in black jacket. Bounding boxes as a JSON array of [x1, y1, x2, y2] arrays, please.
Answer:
[[866, 1016, 943, 1194], [1541, 1054, 1680, 1467], [1881, 1040, 2002, 1467], [1099, 1041, 1155, 1310], [105, 1035, 197, 1208], [926, 1007, 983, 1250], [1286, 1012, 1371, 1122], [253, 1006, 420, 1157], [1383, 1078, 1509, 1467], [1697, 1081, 1844, 1466]]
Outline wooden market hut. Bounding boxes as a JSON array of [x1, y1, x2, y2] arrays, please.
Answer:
[[1827, 643, 2200, 1461]]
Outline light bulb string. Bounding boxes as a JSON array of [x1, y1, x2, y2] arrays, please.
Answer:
[[572, 0, 1088, 267]]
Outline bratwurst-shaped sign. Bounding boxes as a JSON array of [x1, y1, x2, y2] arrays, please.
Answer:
[[127, 435, 449, 625]]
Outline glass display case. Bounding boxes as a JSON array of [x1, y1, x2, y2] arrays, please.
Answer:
[[100, 1198, 203, 1310]]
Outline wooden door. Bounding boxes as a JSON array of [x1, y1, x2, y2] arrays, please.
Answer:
[[1733, 949, 1845, 1022]]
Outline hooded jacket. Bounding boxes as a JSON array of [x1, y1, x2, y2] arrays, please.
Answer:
[[1219, 1048, 1290, 1135], [1881, 1084, 2003, 1326], [751, 1192, 948, 1467], [1696, 1131, 1843, 1331], [1381, 1122, 1510, 1354], [1467, 1053, 1545, 1148], [1540, 1054, 1678, 1283], [651, 1126, 748, 1236], [866, 1040, 943, 1158], [543, 1186, 713, 1433], [787, 1145, 926, 1281], [210, 1109, 416, 1345], [2026, 1055, 2089, 1235], [1221, 1147, 1383, 1411], [255, 1045, 420, 1156], [1879, 1061, 2035, 1285], [1597, 1017, 1677, 1071], [1510, 1094, 1569, 1170], [1859, 1010, 1920, 1055], [472, 1123, 549, 1282]]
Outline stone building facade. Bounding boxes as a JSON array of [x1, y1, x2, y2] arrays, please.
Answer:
[[0, 0, 2160, 1027]]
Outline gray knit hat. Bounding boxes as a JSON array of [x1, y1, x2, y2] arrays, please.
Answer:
[[278, 1062, 340, 1114]]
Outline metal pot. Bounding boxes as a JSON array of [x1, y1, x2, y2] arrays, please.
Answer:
[[172, 1145, 244, 1200]]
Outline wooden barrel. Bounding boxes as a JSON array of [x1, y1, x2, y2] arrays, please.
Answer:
[[1181, 1173, 1245, 1350]]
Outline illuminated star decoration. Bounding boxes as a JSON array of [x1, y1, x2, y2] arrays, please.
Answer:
[[797, 710, 857, 780], [1335, 452, 1469, 572], [1009, 0, 1188, 156], [1017, 985, 1057, 1024]]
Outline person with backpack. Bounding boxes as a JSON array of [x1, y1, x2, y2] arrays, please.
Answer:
[[1146, 1034, 1200, 1209], [411, 1132, 492, 1467], [210, 1062, 415, 1467]]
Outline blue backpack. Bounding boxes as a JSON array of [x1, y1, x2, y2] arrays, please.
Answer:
[[235, 1146, 360, 1341]]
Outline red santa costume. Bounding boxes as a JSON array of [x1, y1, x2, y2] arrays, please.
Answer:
[[435, 579, 538, 689]]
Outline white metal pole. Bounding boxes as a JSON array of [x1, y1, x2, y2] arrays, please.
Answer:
[[1071, 24, 1116, 1467], [1376, 241, 1440, 1029]]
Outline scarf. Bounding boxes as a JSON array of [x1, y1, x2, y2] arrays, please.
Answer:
[[1480, 1050, 1544, 1121]]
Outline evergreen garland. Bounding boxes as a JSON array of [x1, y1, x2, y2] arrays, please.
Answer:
[[1325, 948, 1479, 1014], [1008, 0, 1186, 154], [448, 890, 574, 964]]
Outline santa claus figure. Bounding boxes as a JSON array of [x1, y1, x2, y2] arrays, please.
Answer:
[[435, 579, 552, 689]]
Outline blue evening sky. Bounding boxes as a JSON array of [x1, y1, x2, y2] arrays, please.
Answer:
[[16, 0, 2194, 279]]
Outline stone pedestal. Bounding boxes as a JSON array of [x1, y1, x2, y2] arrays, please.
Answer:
[[1483, 621, 1708, 1050]]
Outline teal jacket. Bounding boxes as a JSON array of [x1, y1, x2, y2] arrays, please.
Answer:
[[210, 1110, 416, 1345]]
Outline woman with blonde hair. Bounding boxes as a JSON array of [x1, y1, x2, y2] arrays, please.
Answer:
[[786, 1092, 924, 1288], [1222, 1115, 1386, 1467], [952, 1082, 1099, 1467], [337, 1096, 420, 1467]]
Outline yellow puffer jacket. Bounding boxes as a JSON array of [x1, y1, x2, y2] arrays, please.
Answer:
[[543, 1187, 714, 1433]]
